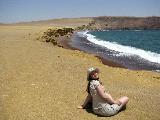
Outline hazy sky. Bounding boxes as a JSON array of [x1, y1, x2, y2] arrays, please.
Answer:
[[0, 0, 160, 23]]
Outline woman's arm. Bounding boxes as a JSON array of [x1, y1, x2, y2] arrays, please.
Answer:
[[96, 85, 121, 105], [77, 94, 92, 109]]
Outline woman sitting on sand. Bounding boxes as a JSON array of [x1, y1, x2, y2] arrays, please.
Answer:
[[78, 67, 129, 117]]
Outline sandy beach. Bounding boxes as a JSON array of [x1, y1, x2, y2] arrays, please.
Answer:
[[0, 25, 160, 120]]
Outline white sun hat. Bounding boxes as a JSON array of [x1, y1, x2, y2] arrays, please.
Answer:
[[87, 67, 100, 77]]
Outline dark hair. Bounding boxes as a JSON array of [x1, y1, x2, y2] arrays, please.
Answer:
[[86, 75, 92, 94], [86, 82, 90, 94]]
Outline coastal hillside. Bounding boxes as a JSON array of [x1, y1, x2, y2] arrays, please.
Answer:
[[6, 16, 160, 30], [90, 16, 160, 30], [7, 17, 92, 28]]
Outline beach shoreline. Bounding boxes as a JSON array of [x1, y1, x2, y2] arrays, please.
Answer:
[[60, 30, 160, 72], [58, 33, 127, 69]]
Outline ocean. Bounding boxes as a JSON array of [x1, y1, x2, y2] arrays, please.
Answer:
[[70, 30, 160, 72]]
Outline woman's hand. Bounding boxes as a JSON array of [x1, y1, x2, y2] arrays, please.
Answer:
[[114, 100, 122, 106], [77, 105, 84, 109]]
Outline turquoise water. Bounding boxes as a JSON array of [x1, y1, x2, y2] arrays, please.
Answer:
[[90, 30, 160, 54], [71, 30, 160, 71]]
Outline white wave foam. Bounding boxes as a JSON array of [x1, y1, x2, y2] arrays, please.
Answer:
[[77, 31, 88, 37], [155, 70, 160, 72], [77, 31, 160, 64], [134, 30, 142, 31]]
